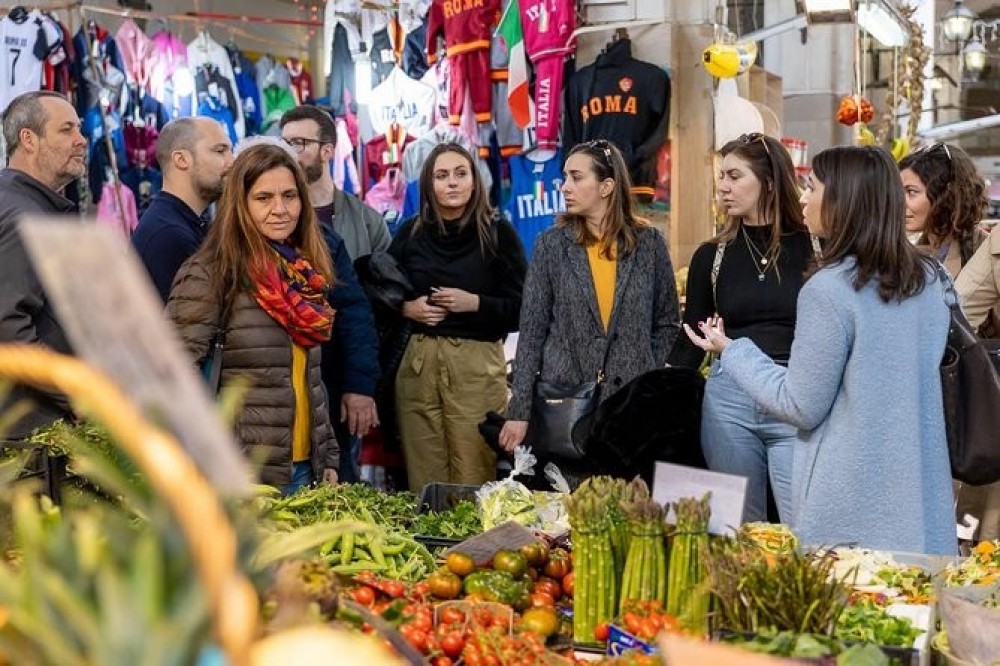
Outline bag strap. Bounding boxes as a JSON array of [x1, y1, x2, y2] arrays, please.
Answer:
[[711, 240, 725, 311], [933, 260, 960, 309]]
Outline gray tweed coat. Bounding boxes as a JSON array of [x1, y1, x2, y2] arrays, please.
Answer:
[[507, 224, 681, 421]]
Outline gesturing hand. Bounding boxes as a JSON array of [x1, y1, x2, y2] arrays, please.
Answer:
[[682, 316, 733, 356], [403, 296, 448, 326]]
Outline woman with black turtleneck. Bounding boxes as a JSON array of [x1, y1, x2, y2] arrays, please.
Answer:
[[388, 142, 527, 492], [669, 133, 816, 525]]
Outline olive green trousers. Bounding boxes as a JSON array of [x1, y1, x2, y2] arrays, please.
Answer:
[[395, 334, 507, 493]]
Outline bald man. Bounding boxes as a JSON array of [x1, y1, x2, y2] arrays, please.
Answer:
[[132, 117, 234, 302]]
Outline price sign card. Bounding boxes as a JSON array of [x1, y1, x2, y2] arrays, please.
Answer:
[[652, 462, 748, 536], [19, 217, 253, 495]]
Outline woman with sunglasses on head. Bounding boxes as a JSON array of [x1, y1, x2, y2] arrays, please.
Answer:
[[389, 142, 527, 493], [685, 146, 955, 555], [167, 143, 339, 495], [899, 142, 987, 279], [499, 140, 681, 476], [668, 133, 815, 524]]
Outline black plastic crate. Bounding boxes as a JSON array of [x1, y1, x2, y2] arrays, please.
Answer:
[[417, 482, 479, 513], [413, 483, 481, 550]]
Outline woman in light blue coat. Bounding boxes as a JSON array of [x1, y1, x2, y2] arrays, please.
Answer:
[[685, 146, 955, 555]]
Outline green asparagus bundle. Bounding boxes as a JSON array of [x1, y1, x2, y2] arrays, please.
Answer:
[[618, 489, 667, 613], [566, 485, 618, 644], [579, 476, 631, 584], [666, 493, 712, 635]]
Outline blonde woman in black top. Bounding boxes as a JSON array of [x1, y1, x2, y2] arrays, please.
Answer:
[[669, 133, 814, 524]]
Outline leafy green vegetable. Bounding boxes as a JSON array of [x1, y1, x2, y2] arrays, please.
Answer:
[[835, 599, 921, 648], [478, 479, 537, 530], [837, 644, 891, 666], [411, 500, 481, 539]]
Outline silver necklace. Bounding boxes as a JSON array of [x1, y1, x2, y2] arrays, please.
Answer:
[[742, 226, 770, 282]]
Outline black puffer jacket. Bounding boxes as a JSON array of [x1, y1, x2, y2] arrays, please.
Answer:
[[166, 256, 338, 486]]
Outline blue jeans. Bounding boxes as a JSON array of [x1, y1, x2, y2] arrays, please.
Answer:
[[701, 361, 797, 524], [338, 434, 362, 484], [283, 461, 315, 496]]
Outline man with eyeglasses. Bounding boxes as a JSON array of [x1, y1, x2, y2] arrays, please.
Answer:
[[279, 106, 390, 259], [132, 117, 234, 303], [280, 105, 386, 483]]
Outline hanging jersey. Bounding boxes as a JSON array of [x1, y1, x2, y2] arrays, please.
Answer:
[[366, 67, 435, 141], [1, 12, 59, 112], [426, 0, 499, 61], [504, 150, 564, 259], [564, 39, 670, 201]]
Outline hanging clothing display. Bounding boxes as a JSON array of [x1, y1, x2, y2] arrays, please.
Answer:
[[0, 10, 62, 112], [71, 22, 125, 115], [326, 19, 360, 118], [195, 63, 241, 134], [504, 149, 564, 259], [95, 181, 139, 239], [426, 0, 499, 124], [115, 18, 155, 89], [188, 31, 244, 138], [120, 164, 161, 215], [367, 66, 435, 141], [149, 29, 194, 119], [564, 38, 670, 201], [228, 49, 262, 136], [401, 19, 428, 79], [518, 0, 574, 150], [364, 123, 415, 193], [286, 57, 313, 105], [490, 27, 522, 156], [261, 84, 296, 132], [42, 13, 73, 95], [197, 94, 237, 144]]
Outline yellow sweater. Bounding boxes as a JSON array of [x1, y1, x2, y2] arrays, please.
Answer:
[[291, 343, 311, 462], [586, 243, 617, 331]]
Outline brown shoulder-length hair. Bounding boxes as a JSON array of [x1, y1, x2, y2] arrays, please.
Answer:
[[195, 143, 334, 309], [898, 142, 988, 262], [813, 145, 930, 303], [715, 133, 806, 267], [557, 139, 649, 259], [416, 142, 496, 254]]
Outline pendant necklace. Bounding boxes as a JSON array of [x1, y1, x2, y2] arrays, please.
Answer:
[[742, 225, 770, 282]]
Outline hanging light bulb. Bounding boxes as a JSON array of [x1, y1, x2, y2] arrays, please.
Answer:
[[942, 0, 978, 42], [963, 37, 988, 77]]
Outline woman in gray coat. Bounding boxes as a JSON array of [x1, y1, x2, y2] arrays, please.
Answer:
[[499, 140, 681, 462], [685, 146, 955, 555]]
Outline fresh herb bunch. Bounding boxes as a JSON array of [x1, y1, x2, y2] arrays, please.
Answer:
[[707, 540, 852, 636], [725, 630, 890, 666], [411, 500, 482, 539]]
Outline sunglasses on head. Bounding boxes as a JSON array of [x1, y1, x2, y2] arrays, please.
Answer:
[[584, 139, 614, 163], [737, 132, 772, 157], [914, 141, 952, 162]]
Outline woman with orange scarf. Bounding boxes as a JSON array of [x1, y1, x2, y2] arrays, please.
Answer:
[[168, 143, 339, 494]]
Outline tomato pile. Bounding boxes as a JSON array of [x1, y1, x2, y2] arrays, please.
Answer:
[[597, 599, 680, 643]]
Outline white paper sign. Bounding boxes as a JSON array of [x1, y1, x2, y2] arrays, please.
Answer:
[[652, 462, 748, 536], [19, 217, 253, 495]]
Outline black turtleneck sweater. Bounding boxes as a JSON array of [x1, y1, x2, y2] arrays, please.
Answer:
[[669, 225, 815, 369], [387, 215, 527, 341]]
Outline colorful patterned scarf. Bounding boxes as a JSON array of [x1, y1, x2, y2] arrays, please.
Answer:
[[253, 242, 335, 347]]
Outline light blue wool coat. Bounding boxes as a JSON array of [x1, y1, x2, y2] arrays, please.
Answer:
[[719, 258, 956, 555]]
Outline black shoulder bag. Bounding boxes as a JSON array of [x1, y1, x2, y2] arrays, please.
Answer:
[[200, 303, 232, 396], [936, 262, 1000, 486], [524, 317, 617, 461]]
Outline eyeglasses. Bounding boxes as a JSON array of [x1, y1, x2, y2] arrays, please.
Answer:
[[737, 132, 771, 157], [284, 137, 326, 153]]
